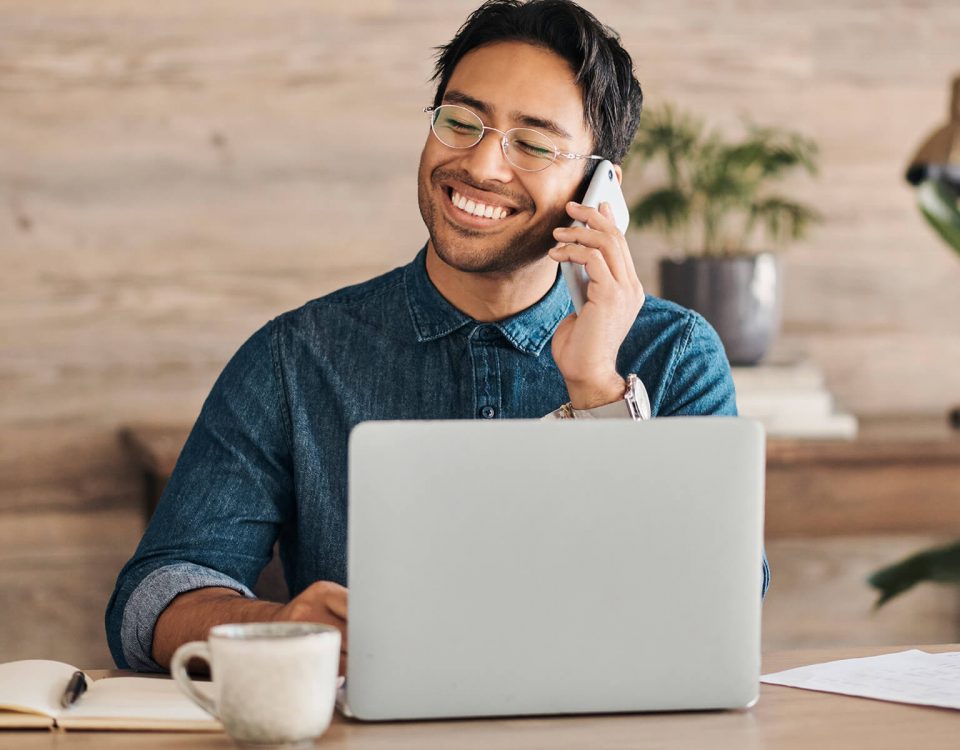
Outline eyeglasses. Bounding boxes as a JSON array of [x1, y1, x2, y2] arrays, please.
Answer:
[[424, 104, 605, 173]]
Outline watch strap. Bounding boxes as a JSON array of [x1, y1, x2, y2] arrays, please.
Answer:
[[546, 374, 651, 421]]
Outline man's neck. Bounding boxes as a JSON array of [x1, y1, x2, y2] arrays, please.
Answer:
[[424, 242, 559, 322]]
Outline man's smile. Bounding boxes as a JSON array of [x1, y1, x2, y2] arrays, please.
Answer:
[[437, 177, 526, 231]]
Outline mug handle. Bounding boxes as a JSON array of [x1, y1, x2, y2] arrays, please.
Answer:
[[170, 641, 218, 718]]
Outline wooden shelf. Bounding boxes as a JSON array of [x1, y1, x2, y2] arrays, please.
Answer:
[[121, 416, 960, 539]]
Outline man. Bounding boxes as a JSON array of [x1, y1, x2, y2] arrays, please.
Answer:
[[107, 0, 769, 676]]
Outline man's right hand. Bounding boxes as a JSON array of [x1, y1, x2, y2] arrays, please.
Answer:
[[271, 581, 349, 676], [153, 581, 349, 676]]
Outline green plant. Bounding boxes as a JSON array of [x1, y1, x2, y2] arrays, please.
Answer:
[[918, 176, 960, 257], [626, 105, 821, 256], [868, 175, 960, 609], [869, 540, 960, 608]]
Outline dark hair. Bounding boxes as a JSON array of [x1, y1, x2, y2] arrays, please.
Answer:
[[430, 0, 643, 170]]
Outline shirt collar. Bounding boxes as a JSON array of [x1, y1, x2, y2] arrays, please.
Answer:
[[404, 245, 572, 356]]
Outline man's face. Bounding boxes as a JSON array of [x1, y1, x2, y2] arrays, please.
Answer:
[[418, 41, 596, 275]]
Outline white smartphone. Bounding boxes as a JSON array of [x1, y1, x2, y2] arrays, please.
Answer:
[[560, 159, 630, 313]]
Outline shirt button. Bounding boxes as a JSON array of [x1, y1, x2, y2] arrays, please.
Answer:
[[479, 406, 496, 419]]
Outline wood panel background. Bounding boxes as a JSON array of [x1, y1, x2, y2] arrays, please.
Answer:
[[2, 0, 960, 665]]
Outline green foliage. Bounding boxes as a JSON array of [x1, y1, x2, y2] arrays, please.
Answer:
[[626, 105, 821, 256], [868, 182, 960, 611], [868, 541, 960, 608], [918, 177, 960, 256]]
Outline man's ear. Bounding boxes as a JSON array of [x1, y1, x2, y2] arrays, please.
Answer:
[[613, 164, 623, 185]]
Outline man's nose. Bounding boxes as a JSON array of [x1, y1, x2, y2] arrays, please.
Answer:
[[459, 129, 514, 184]]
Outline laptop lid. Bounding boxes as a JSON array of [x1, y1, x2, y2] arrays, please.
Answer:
[[346, 417, 764, 720]]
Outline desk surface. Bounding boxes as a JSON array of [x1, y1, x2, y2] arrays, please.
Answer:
[[2, 644, 957, 749]]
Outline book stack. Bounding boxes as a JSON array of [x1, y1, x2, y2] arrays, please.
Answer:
[[731, 360, 858, 440]]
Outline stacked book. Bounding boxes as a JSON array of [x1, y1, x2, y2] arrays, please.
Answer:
[[731, 360, 858, 440]]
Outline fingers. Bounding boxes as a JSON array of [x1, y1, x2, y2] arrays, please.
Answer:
[[325, 584, 349, 620], [567, 199, 618, 234], [553, 201, 630, 281], [549, 243, 615, 289], [279, 580, 349, 641]]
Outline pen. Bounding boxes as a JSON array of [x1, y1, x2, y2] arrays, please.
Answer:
[[60, 671, 88, 708]]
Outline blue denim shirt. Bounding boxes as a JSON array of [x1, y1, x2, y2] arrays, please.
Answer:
[[106, 247, 770, 670]]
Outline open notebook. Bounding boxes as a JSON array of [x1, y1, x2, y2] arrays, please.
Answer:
[[0, 660, 221, 731]]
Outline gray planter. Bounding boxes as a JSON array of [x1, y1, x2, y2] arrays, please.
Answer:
[[659, 253, 781, 366]]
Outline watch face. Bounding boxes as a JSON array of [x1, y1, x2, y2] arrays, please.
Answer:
[[628, 375, 651, 420]]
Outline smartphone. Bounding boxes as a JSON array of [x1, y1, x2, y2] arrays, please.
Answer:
[[560, 159, 630, 313]]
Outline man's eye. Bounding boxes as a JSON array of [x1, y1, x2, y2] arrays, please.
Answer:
[[442, 118, 482, 134], [515, 140, 553, 158]]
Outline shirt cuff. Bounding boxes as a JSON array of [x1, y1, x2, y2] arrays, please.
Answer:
[[120, 562, 255, 672], [541, 375, 651, 421]]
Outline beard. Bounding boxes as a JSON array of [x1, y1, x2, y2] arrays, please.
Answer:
[[418, 161, 569, 275]]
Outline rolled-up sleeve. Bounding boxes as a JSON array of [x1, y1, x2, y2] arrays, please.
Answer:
[[106, 319, 295, 670]]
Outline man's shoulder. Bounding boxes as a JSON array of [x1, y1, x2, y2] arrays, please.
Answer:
[[630, 294, 706, 345], [275, 262, 410, 331], [623, 294, 727, 377]]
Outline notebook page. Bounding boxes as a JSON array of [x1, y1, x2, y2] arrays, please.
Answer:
[[0, 711, 54, 728], [0, 659, 80, 718], [761, 649, 960, 710], [58, 676, 221, 731]]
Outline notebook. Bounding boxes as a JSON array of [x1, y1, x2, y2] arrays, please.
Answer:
[[0, 660, 221, 731]]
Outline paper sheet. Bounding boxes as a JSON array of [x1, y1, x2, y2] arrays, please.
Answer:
[[761, 649, 960, 710]]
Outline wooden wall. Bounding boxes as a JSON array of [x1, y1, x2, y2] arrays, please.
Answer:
[[2, 0, 960, 665]]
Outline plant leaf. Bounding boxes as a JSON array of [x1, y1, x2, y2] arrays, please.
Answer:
[[867, 540, 960, 608], [918, 177, 960, 256], [749, 196, 821, 247], [628, 105, 704, 186], [630, 186, 691, 234]]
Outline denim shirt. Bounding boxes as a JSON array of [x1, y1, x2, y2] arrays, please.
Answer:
[[106, 247, 770, 670]]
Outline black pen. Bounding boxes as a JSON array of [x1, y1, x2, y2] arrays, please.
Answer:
[[60, 671, 88, 708]]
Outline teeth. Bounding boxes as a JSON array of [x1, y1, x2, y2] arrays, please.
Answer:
[[449, 189, 511, 220]]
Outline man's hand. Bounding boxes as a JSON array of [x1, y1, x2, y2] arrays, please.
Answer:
[[152, 581, 349, 676], [548, 200, 645, 409], [271, 581, 349, 676]]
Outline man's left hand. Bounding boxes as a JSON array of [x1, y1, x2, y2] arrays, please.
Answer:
[[548, 200, 645, 410]]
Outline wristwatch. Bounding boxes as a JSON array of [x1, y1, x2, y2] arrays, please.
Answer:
[[554, 374, 651, 421]]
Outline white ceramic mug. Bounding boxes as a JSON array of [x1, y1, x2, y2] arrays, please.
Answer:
[[171, 622, 341, 747]]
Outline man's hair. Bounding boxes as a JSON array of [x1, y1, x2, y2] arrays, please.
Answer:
[[430, 0, 643, 169]]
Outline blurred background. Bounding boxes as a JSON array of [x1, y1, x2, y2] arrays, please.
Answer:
[[2, 0, 959, 667]]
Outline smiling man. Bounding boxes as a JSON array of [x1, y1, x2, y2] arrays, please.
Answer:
[[107, 0, 769, 676]]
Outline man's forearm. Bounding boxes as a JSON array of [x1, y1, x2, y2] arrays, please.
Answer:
[[152, 586, 283, 669]]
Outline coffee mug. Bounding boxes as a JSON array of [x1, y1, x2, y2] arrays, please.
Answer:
[[171, 622, 341, 747]]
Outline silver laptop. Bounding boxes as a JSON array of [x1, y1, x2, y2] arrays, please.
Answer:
[[344, 417, 765, 720]]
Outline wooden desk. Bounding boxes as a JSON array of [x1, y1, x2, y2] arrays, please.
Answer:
[[2, 645, 957, 749]]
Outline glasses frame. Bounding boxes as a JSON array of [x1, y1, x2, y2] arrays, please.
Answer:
[[423, 104, 606, 173]]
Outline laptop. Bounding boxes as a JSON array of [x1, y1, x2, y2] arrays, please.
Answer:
[[344, 417, 765, 720]]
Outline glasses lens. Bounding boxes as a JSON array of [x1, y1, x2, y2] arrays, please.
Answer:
[[504, 128, 557, 172], [431, 105, 484, 148]]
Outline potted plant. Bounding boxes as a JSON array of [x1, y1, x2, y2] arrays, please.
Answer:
[[869, 75, 960, 608], [625, 105, 820, 365]]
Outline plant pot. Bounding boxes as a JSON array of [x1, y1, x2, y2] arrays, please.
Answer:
[[659, 253, 781, 366]]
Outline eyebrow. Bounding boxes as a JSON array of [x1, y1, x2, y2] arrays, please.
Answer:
[[442, 89, 574, 141]]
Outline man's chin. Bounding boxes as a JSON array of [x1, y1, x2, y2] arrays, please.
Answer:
[[431, 235, 547, 275]]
